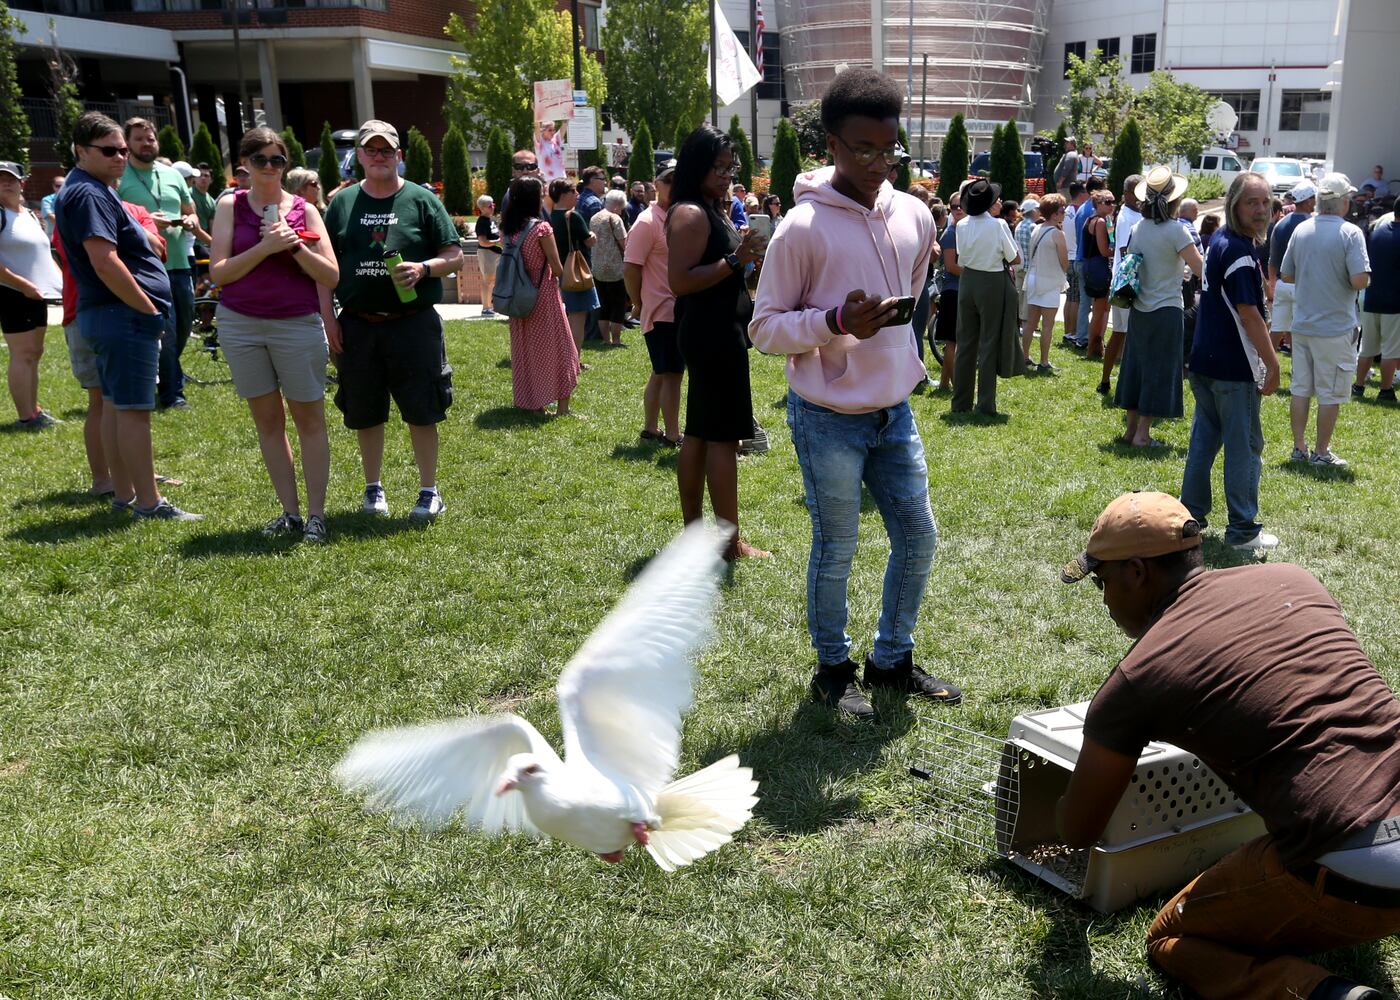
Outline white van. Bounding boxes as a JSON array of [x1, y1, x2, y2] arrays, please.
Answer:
[[1187, 148, 1245, 188]]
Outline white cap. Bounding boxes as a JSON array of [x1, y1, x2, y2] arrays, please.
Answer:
[[1020, 198, 1040, 213], [1317, 173, 1356, 201], [171, 160, 196, 179], [1289, 181, 1317, 202]]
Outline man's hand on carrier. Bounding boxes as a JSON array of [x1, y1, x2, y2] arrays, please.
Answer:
[[1055, 737, 1137, 849]]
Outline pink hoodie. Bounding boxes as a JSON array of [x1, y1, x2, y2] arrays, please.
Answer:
[[748, 166, 934, 414]]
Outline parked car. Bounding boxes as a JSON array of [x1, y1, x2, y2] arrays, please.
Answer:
[[654, 149, 676, 174], [304, 128, 360, 180], [1249, 157, 1310, 194], [967, 151, 1047, 194]]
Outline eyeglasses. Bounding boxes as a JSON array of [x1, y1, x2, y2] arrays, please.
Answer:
[[361, 146, 397, 160], [833, 135, 908, 169], [513, 161, 538, 171], [81, 143, 130, 159], [250, 154, 288, 169], [712, 161, 742, 179]]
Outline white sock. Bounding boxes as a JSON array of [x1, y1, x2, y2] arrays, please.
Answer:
[[422, 485, 438, 496], [366, 480, 382, 490]]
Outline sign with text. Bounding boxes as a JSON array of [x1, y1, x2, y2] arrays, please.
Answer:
[[566, 107, 598, 150], [533, 79, 574, 123]]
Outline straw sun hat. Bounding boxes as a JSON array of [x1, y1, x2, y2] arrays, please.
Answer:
[[1134, 166, 1189, 205]]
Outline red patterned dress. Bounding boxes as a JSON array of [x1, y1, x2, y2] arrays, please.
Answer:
[[507, 220, 579, 411]]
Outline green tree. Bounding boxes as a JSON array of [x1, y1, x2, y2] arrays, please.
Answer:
[[1044, 120, 1069, 190], [672, 122, 689, 159], [893, 125, 911, 192], [602, 0, 708, 146], [441, 123, 471, 214], [627, 120, 654, 184], [316, 121, 341, 194], [1130, 70, 1215, 166], [188, 122, 225, 196], [484, 125, 512, 208], [444, 0, 606, 152], [1057, 52, 1133, 150], [280, 126, 305, 168], [790, 100, 826, 159], [728, 115, 754, 191], [0, 1, 30, 172], [994, 119, 1025, 202], [1107, 117, 1144, 204], [404, 126, 433, 185], [937, 114, 969, 202], [45, 36, 83, 173], [770, 117, 801, 212], [157, 124, 185, 162]]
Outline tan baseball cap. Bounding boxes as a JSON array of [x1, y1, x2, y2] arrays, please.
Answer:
[[1061, 491, 1202, 583], [357, 120, 400, 149], [1317, 172, 1356, 202]]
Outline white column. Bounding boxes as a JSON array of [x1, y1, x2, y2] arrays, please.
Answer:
[[870, 0, 883, 73], [257, 40, 282, 131], [350, 38, 375, 125]]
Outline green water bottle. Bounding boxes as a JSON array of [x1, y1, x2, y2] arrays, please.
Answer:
[[382, 249, 418, 304]]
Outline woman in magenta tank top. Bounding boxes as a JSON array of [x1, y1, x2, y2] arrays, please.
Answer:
[[209, 127, 339, 543]]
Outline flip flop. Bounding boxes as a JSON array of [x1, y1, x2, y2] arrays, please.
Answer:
[[155, 475, 185, 486]]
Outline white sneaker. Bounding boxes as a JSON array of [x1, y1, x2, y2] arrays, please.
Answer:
[[1309, 449, 1348, 468], [409, 489, 444, 520], [363, 483, 389, 516], [1231, 532, 1279, 552], [1288, 447, 1309, 463]]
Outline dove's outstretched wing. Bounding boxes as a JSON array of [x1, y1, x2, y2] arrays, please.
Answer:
[[556, 522, 728, 802], [333, 716, 561, 834]]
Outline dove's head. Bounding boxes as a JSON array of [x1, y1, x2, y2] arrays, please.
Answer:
[[495, 753, 548, 796]]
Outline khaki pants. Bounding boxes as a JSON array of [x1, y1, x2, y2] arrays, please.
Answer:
[[1146, 834, 1400, 999]]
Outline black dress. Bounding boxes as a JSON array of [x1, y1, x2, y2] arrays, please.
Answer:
[[674, 204, 754, 442]]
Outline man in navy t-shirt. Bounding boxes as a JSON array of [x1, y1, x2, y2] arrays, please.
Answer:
[[53, 111, 198, 522], [1067, 176, 1105, 347], [1180, 172, 1279, 552], [1353, 213, 1400, 401]]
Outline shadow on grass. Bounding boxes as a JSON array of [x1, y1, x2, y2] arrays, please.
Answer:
[[12, 488, 106, 511], [1277, 459, 1356, 483], [939, 410, 1010, 426], [495, 358, 512, 369], [1200, 537, 1260, 569], [6, 508, 136, 544], [1096, 438, 1184, 460], [729, 696, 916, 835], [611, 441, 679, 469], [473, 406, 551, 431], [175, 511, 420, 559]]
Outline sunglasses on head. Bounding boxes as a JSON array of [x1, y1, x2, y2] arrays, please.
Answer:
[[250, 153, 288, 169], [82, 143, 130, 158]]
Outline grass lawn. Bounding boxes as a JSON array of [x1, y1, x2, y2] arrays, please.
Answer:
[[3, 317, 1399, 999]]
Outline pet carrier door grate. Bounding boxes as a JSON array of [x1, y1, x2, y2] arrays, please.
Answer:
[[911, 702, 1266, 913]]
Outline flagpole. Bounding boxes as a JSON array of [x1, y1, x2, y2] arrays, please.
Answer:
[[710, 0, 719, 126], [749, 0, 759, 157]]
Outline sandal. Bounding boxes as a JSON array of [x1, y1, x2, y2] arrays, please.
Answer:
[[639, 430, 664, 443]]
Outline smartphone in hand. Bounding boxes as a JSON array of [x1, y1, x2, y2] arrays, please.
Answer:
[[879, 295, 918, 328], [261, 203, 280, 225]]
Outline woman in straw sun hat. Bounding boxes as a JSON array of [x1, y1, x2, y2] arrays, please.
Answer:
[[1114, 166, 1203, 448]]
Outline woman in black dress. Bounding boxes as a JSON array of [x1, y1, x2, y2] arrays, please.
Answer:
[[666, 126, 768, 560]]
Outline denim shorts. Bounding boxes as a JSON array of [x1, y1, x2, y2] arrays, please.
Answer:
[[78, 303, 163, 410], [64, 321, 100, 389]]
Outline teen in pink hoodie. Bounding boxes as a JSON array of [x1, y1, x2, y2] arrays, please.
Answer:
[[748, 69, 962, 721]]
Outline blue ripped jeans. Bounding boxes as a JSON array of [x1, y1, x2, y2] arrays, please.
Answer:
[[787, 391, 937, 668]]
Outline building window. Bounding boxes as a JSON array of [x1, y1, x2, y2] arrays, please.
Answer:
[[1096, 37, 1120, 61], [1279, 90, 1330, 131], [1130, 33, 1156, 74], [733, 30, 783, 100], [1206, 90, 1261, 132], [1063, 41, 1086, 78]]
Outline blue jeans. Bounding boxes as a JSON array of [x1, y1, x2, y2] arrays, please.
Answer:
[[1180, 372, 1265, 544], [787, 391, 937, 667], [1073, 260, 1090, 345], [158, 269, 193, 406]]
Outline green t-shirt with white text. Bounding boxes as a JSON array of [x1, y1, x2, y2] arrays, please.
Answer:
[[322, 181, 460, 314]]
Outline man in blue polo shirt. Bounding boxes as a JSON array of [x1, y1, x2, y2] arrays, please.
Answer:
[[1180, 172, 1279, 552], [1065, 175, 1105, 348], [54, 111, 200, 521]]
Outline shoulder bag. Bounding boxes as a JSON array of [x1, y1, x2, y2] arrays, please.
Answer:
[[561, 210, 595, 293]]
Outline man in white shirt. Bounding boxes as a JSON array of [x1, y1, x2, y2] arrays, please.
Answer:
[[1099, 174, 1142, 395], [1061, 180, 1087, 347]]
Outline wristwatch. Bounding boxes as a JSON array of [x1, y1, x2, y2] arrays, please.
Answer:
[[725, 252, 742, 273]]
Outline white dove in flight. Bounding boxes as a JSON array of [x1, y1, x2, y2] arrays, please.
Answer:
[[333, 522, 759, 871]]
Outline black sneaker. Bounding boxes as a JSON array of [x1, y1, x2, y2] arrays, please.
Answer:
[[864, 654, 963, 705], [1378, 388, 1397, 403], [809, 659, 876, 720], [261, 512, 304, 537], [1352, 383, 1366, 398]]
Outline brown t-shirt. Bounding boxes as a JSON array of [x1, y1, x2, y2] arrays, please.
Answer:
[[1085, 563, 1400, 863]]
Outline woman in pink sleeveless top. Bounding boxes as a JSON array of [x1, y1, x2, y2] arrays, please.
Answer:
[[210, 127, 339, 542]]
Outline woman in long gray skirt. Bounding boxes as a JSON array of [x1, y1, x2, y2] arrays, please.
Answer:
[[1114, 167, 1203, 447], [953, 179, 1024, 415]]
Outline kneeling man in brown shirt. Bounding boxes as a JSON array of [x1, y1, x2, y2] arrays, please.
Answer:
[[1057, 491, 1400, 1000]]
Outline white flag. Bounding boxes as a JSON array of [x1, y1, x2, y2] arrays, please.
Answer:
[[709, 1, 761, 107]]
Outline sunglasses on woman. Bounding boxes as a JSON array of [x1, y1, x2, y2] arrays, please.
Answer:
[[250, 154, 289, 169]]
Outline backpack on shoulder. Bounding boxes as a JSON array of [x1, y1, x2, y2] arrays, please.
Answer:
[[492, 218, 546, 318]]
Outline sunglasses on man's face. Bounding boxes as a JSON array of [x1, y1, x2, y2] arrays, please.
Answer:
[[250, 154, 288, 169], [513, 162, 538, 171], [82, 143, 130, 159]]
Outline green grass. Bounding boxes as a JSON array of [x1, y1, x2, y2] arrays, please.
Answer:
[[3, 319, 1399, 998]]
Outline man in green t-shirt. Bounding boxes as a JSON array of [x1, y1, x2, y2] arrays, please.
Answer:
[[116, 118, 202, 410], [190, 163, 218, 244], [322, 119, 463, 521]]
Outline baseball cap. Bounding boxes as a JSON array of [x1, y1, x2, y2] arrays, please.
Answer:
[[1020, 198, 1040, 213], [1060, 491, 1202, 584], [656, 158, 678, 181], [171, 160, 196, 179], [1289, 180, 1317, 202], [1317, 172, 1356, 202], [357, 120, 400, 149], [0, 161, 27, 181]]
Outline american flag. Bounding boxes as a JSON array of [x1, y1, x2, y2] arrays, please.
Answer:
[[754, 0, 764, 76]]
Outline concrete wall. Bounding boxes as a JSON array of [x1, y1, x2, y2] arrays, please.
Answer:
[[1327, 0, 1400, 181]]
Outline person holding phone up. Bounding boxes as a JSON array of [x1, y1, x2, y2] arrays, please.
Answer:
[[749, 69, 962, 721]]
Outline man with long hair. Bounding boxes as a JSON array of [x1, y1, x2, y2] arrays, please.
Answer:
[[750, 69, 961, 719], [1179, 172, 1280, 551]]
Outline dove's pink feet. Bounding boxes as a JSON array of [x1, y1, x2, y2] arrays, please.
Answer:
[[631, 822, 650, 847], [598, 849, 625, 863]]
